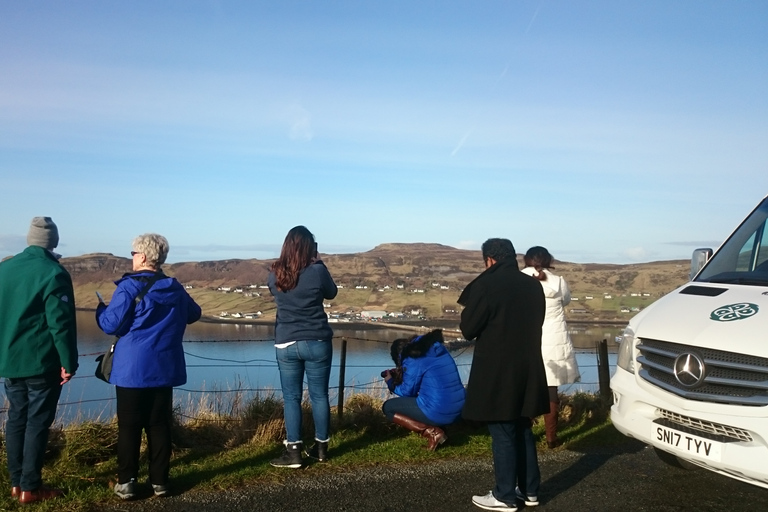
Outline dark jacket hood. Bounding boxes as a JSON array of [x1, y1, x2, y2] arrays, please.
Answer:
[[400, 329, 444, 360]]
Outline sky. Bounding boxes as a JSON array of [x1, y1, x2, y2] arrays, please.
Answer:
[[1, 1, 767, 264]]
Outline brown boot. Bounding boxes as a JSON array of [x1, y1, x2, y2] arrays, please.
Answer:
[[11, 486, 20, 500], [544, 401, 561, 449], [18, 486, 64, 504], [392, 413, 447, 451]]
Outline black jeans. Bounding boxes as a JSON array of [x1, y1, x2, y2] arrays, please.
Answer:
[[116, 386, 173, 485]]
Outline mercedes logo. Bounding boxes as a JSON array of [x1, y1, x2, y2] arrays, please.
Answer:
[[673, 352, 706, 387]]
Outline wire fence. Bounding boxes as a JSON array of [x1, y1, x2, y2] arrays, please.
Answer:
[[0, 335, 616, 421]]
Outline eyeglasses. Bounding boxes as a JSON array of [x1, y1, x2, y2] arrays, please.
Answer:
[[131, 251, 140, 256]]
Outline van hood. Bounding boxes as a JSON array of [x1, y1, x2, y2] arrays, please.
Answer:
[[631, 283, 768, 358]]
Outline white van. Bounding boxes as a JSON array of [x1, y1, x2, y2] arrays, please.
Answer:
[[610, 195, 768, 489]]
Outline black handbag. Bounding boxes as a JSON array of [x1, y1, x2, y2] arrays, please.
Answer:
[[95, 273, 164, 383]]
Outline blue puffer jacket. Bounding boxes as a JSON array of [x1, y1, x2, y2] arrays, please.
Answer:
[[393, 332, 466, 425], [96, 271, 201, 388]]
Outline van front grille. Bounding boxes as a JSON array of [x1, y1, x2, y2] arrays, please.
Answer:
[[637, 338, 768, 406], [658, 409, 753, 442]]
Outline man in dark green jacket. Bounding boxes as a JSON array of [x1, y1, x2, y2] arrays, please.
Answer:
[[0, 217, 78, 504]]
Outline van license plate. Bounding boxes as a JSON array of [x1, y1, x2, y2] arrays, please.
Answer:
[[652, 424, 723, 462]]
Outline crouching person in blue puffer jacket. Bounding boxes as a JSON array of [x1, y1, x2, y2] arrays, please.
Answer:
[[381, 329, 466, 450]]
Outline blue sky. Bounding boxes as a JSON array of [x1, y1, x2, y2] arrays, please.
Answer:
[[1, 1, 766, 264]]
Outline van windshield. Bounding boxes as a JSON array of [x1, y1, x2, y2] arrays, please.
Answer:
[[696, 197, 768, 286]]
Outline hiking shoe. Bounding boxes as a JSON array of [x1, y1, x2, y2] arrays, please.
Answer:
[[152, 484, 169, 497], [270, 441, 303, 468], [515, 487, 539, 506], [113, 479, 136, 500], [472, 491, 518, 511], [306, 441, 329, 462]]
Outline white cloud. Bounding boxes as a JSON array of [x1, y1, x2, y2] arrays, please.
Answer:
[[456, 240, 479, 250], [287, 104, 314, 141], [622, 247, 652, 261]]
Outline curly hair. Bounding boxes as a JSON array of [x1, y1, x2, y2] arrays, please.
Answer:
[[481, 238, 516, 264], [271, 226, 316, 292], [132, 233, 169, 268]]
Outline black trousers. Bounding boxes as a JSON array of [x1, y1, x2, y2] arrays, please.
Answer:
[[116, 386, 173, 485]]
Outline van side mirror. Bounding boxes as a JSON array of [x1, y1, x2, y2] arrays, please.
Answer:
[[690, 248, 713, 280]]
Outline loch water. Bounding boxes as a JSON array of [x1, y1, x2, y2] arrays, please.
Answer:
[[0, 311, 622, 425]]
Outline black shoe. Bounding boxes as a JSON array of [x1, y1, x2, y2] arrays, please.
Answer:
[[270, 441, 303, 468], [306, 441, 329, 462]]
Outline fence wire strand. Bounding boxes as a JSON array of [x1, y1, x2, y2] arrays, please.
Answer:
[[2, 336, 612, 417]]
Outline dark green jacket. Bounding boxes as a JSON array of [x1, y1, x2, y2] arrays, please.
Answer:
[[0, 246, 79, 377]]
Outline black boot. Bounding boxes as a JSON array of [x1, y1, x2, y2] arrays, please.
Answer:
[[306, 440, 329, 462], [270, 441, 303, 468]]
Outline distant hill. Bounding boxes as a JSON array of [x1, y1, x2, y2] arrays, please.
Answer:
[[60, 244, 691, 322]]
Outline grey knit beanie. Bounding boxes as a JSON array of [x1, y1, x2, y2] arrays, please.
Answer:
[[27, 217, 59, 250]]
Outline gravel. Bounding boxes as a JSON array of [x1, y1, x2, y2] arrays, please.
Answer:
[[99, 439, 768, 512]]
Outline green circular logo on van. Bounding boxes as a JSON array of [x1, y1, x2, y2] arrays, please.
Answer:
[[710, 303, 759, 322]]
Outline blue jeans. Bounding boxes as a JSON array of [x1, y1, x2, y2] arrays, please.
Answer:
[[382, 397, 437, 426], [276, 340, 332, 443], [488, 418, 541, 505], [4, 372, 63, 490]]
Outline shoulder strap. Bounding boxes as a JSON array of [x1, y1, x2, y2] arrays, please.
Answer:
[[113, 272, 165, 342], [132, 272, 165, 305]]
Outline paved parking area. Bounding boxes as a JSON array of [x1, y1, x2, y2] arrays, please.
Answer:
[[103, 439, 768, 512]]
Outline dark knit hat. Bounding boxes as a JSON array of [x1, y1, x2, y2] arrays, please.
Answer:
[[27, 217, 59, 250]]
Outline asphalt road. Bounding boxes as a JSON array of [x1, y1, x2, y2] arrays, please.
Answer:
[[101, 439, 768, 512]]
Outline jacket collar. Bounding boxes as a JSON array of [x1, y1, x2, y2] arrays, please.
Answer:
[[115, 269, 166, 285], [458, 258, 519, 305], [23, 245, 60, 262]]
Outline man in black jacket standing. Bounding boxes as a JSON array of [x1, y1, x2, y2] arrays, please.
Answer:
[[458, 238, 549, 511]]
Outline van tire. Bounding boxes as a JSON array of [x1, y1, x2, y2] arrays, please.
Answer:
[[653, 447, 700, 471]]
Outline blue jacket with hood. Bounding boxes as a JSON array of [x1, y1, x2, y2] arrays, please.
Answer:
[[391, 330, 466, 425], [96, 271, 201, 388]]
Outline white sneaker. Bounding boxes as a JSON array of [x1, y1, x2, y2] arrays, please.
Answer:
[[472, 491, 518, 511], [152, 484, 169, 497], [113, 479, 136, 500], [515, 486, 539, 506]]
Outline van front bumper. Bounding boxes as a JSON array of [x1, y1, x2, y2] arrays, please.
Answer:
[[610, 367, 768, 490]]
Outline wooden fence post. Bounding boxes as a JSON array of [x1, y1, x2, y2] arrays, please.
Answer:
[[337, 337, 348, 421], [597, 338, 613, 404]]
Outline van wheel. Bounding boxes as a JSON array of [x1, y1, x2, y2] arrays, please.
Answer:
[[653, 447, 700, 470]]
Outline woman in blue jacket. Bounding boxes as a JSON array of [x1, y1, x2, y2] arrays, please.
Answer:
[[382, 329, 465, 450], [96, 234, 201, 500]]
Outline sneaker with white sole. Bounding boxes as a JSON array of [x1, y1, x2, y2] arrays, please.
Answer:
[[113, 479, 136, 500], [472, 491, 518, 511], [270, 440, 303, 468], [152, 484, 169, 497], [515, 486, 539, 506]]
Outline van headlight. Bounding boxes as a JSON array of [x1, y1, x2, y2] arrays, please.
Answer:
[[616, 326, 635, 374]]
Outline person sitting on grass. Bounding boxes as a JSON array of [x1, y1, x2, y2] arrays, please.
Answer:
[[381, 329, 465, 450]]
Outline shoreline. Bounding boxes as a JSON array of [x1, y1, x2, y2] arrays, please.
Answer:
[[196, 315, 626, 332], [76, 309, 626, 334]]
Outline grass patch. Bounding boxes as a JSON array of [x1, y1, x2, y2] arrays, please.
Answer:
[[0, 392, 615, 511]]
